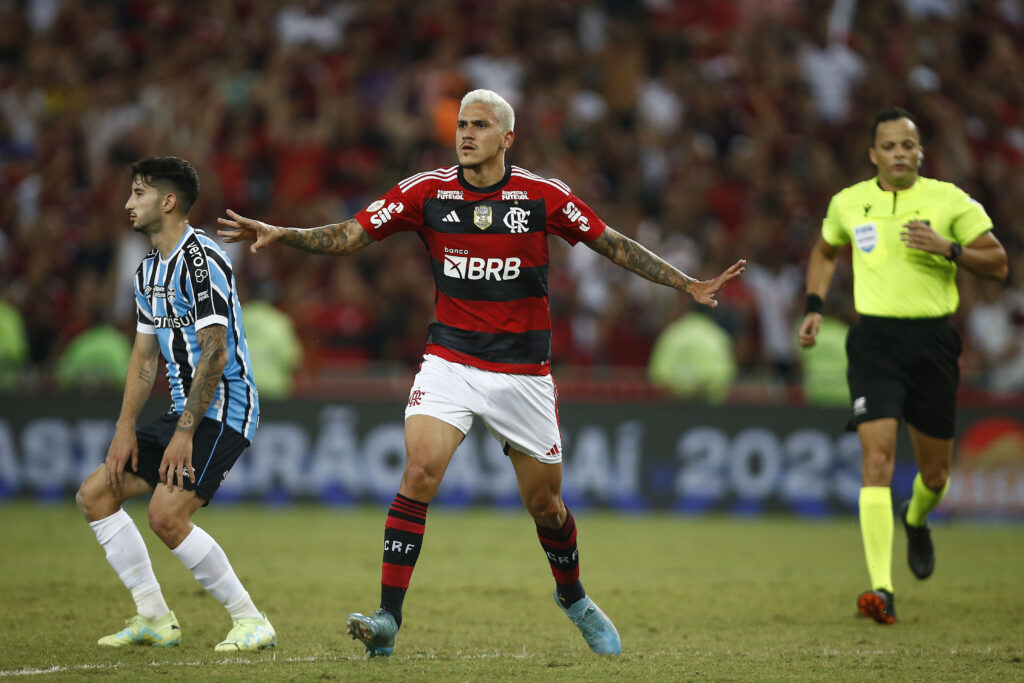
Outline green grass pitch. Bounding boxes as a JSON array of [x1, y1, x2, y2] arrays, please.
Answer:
[[0, 502, 1021, 681]]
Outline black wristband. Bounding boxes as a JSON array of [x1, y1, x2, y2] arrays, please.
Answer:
[[946, 241, 962, 262], [804, 293, 824, 315]]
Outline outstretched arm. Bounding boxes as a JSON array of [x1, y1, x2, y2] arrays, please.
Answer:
[[796, 235, 841, 349], [585, 227, 746, 308], [217, 210, 374, 256]]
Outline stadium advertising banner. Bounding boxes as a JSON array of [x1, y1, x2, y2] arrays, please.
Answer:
[[1, 397, 1021, 517]]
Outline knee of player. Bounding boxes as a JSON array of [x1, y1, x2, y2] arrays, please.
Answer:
[[74, 485, 91, 518], [75, 473, 111, 520], [524, 493, 563, 525], [919, 467, 950, 491], [400, 463, 443, 497], [146, 502, 187, 543]]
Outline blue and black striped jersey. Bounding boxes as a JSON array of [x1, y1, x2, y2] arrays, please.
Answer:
[[134, 226, 259, 441]]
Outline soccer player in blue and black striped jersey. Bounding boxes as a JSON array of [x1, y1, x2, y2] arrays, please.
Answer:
[[76, 157, 274, 651]]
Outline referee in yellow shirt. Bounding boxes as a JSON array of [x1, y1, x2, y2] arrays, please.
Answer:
[[798, 107, 1008, 624]]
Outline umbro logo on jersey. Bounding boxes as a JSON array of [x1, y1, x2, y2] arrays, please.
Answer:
[[442, 211, 460, 223]]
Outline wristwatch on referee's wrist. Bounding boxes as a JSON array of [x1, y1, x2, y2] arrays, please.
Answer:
[[945, 241, 962, 262]]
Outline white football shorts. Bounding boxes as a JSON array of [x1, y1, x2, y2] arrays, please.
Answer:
[[404, 354, 563, 463]]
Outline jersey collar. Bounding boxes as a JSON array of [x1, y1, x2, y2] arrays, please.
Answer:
[[873, 176, 923, 195], [457, 164, 511, 194], [159, 225, 195, 264]]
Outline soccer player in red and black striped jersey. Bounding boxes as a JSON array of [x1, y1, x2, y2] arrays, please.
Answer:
[[219, 89, 746, 657]]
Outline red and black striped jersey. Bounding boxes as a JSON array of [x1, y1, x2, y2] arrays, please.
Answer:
[[354, 164, 606, 375]]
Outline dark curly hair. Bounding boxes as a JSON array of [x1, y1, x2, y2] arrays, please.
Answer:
[[129, 156, 200, 215]]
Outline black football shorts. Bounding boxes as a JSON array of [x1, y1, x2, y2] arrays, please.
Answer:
[[845, 315, 961, 439], [128, 411, 250, 503]]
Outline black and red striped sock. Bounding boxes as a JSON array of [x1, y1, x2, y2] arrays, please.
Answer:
[[379, 493, 428, 627], [536, 509, 585, 608]]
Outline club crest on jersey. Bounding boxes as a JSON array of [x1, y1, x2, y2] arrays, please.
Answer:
[[473, 205, 493, 230], [503, 207, 531, 233], [148, 285, 176, 305], [853, 222, 877, 253]]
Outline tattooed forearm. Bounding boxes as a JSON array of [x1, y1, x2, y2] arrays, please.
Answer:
[[177, 326, 227, 433], [590, 228, 696, 292], [177, 412, 195, 431], [137, 365, 155, 383], [281, 220, 371, 255]]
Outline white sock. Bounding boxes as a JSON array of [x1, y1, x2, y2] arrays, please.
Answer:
[[89, 509, 170, 620], [172, 525, 261, 620]]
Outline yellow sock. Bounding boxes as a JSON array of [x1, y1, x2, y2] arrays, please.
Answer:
[[859, 487, 894, 593], [906, 473, 949, 527]]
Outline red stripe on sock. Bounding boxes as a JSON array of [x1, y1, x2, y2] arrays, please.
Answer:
[[382, 563, 415, 589], [392, 495, 428, 517], [552, 567, 579, 584], [385, 516, 426, 535], [538, 535, 577, 550]]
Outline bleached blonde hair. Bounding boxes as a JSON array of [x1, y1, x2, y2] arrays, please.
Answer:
[[460, 89, 515, 133]]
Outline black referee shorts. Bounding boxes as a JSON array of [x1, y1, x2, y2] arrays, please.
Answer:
[[128, 412, 250, 504], [845, 315, 961, 439]]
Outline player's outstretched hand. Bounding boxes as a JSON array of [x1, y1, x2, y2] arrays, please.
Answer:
[[217, 209, 283, 254], [797, 312, 822, 348], [688, 259, 746, 308]]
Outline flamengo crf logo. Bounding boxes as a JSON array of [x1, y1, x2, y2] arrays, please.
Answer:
[[443, 248, 521, 281], [503, 207, 531, 233]]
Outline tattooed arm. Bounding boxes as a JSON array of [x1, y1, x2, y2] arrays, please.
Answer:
[[159, 325, 228, 490], [217, 211, 374, 256], [177, 325, 228, 434], [586, 227, 746, 308], [105, 332, 162, 488]]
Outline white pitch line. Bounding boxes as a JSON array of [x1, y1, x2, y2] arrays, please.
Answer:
[[0, 650, 548, 677]]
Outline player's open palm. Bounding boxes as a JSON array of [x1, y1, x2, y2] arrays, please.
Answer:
[[688, 259, 746, 308], [217, 209, 282, 254]]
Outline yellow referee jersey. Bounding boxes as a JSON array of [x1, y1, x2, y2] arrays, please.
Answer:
[[821, 176, 992, 317]]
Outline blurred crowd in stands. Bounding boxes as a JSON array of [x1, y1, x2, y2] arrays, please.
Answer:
[[1, 0, 1023, 400]]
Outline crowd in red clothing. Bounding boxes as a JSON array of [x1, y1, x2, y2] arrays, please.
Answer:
[[1, 0, 1022, 392]]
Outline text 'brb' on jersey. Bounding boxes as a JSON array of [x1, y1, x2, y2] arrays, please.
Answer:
[[134, 226, 259, 441], [356, 165, 606, 375]]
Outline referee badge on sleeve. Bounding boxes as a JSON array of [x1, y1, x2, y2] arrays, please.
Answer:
[[853, 222, 877, 252]]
